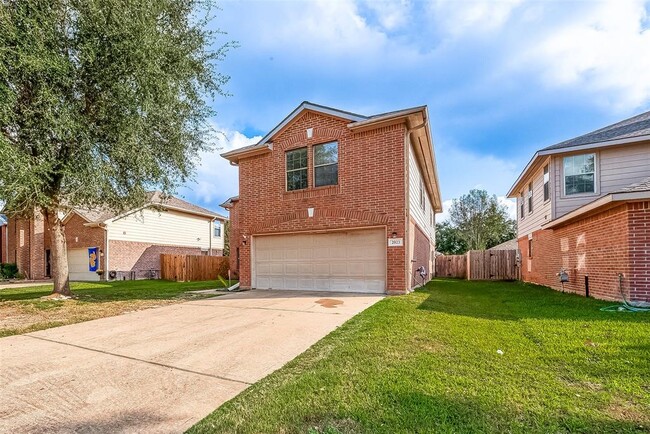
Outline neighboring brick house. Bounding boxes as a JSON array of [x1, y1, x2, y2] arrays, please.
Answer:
[[0, 214, 7, 263], [222, 102, 442, 294], [507, 110, 650, 302], [5, 192, 227, 280]]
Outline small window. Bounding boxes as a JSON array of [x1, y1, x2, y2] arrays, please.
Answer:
[[213, 221, 221, 238], [564, 153, 595, 195], [419, 179, 425, 210], [286, 147, 308, 191], [528, 238, 533, 258], [528, 182, 533, 213], [313, 141, 338, 187], [543, 165, 550, 202], [520, 193, 525, 219]]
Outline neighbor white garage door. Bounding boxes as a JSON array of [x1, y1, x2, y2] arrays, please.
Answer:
[[253, 229, 386, 293], [67, 248, 100, 281]]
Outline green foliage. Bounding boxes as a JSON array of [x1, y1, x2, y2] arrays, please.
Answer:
[[189, 279, 650, 434], [0, 0, 233, 217], [223, 219, 230, 256], [0, 262, 19, 278], [435, 221, 468, 254], [448, 189, 516, 250]]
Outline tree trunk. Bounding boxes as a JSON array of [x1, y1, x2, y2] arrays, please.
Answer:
[[46, 210, 72, 296]]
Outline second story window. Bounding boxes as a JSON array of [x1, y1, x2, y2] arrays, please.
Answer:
[[520, 192, 524, 219], [543, 165, 550, 202], [213, 221, 221, 238], [286, 147, 308, 191], [564, 153, 595, 195], [313, 141, 338, 187], [419, 179, 426, 210], [528, 182, 533, 213]]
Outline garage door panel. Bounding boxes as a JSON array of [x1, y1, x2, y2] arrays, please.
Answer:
[[253, 229, 386, 293], [67, 248, 100, 281]]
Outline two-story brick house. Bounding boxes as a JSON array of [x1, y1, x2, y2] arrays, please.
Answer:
[[222, 102, 442, 294], [508, 110, 650, 302]]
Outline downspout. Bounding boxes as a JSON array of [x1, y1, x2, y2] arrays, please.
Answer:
[[209, 217, 216, 255], [100, 223, 109, 280]]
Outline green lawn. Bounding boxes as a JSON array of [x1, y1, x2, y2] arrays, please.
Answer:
[[0, 279, 228, 337], [189, 279, 650, 434]]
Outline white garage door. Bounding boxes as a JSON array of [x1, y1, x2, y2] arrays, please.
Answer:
[[253, 229, 386, 293], [68, 248, 100, 281]]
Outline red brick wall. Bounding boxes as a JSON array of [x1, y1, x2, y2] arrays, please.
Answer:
[[227, 201, 240, 277], [519, 202, 649, 302], [233, 111, 407, 293], [627, 201, 650, 301], [6, 215, 47, 279], [411, 222, 432, 288], [0, 224, 7, 263], [108, 240, 203, 279], [49, 213, 107, 276]]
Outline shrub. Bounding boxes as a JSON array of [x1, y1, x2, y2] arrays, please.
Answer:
[[0, 263, 19, 279]]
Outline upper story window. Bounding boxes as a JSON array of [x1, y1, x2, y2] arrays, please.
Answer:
[[313, 141, 338, 187], [528, 182, 533, 213], [564, 153, 595, 195], [520, 192, 524, 219], [213, 221, 221, 238], [543, 165, 550, 202], [419, 179, 426, 210], [286, 147, 308, 191]]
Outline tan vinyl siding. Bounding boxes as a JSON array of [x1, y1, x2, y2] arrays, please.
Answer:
[[517, 158, 552, 238], [408, 143, 435, 243], [107, 208, 214, 250], [554, 142, 650, 218]]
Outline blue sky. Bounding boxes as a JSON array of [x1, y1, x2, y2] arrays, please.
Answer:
[[178, 0, 650, 220]]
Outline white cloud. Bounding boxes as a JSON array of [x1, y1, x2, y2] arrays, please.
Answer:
[[360, 0, 411, 31], [179, 126, 261, 210], [530, 0, 650, 110], [429, 0, 523, 36]]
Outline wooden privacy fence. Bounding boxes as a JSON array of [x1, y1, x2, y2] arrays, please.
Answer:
[[160, 254, 230, 282], [435, 249, 519, 281]]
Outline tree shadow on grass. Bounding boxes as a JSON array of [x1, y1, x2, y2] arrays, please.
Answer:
[[416, 279, 650, 324]]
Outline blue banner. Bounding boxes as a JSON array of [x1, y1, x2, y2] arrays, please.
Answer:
[[88, 247, 99, 272]]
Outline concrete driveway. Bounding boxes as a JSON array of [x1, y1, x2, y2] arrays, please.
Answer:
[[0, 290, 383, 433]]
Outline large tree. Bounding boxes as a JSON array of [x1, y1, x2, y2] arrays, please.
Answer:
[[448, 189, 516, 251], [0, 0, 231, 296], [435, 221, 468, 255]]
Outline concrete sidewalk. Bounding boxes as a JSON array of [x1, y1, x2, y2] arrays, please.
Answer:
[[0, 290, 383, 433]]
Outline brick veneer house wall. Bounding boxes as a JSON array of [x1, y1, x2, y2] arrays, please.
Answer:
[[518, 202, 650, 301], [509, 110, 650, 302], [5, 192, 227, 281], [0, 221, 7, 263], [222, 102, 442, 294]]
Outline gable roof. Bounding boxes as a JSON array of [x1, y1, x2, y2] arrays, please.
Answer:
[[71, 191, 227, 225], [221, 101, 442, 212], [508, 110, 650, 197]]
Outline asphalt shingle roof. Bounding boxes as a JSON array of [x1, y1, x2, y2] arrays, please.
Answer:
[[543, 110, 650, 151], [74, 191, 226, 223]]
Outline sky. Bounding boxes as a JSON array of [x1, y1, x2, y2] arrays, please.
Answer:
[[177, 0, 650, 221]]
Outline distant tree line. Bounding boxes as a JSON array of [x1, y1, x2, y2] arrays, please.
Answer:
[[436, 189, 516, 255]]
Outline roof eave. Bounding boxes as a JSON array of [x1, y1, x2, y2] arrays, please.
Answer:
[[543, 190, 650, 229], [508, 134, 650, 198], [221, 145, 272, 164]]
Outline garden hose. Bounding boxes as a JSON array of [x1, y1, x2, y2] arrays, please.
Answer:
[[600, 274, 650, 313]]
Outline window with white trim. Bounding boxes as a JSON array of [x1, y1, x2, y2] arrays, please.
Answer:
[[213, 221, 221, 238], [543, 165, 550, 202], [563, 153, 595, 195], [520, 192, 524, 219], [419, 179, 425, 210], [286, 147, 308, 191], [313, 141, 338, 187], [528, 182, 533, 213]]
